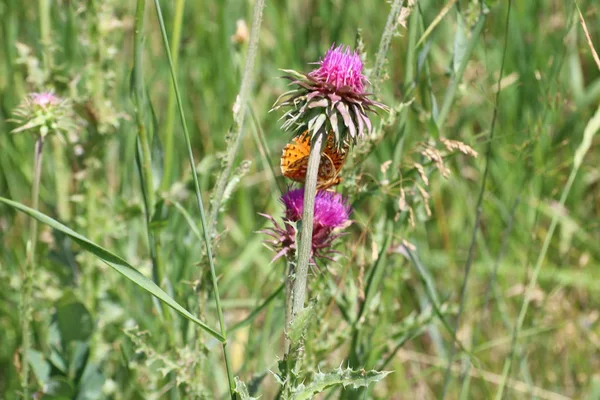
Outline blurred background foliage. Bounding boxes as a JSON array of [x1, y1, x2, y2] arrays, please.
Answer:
[[1, 0, 599, 398]]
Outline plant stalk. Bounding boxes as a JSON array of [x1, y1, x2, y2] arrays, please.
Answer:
[[207, 0, 265, 235], [133, 0, 171, 341], [133, 0, 154, 213], [51, 136, 70, 221], [161, 0, 185, 191], [151, 1, 236, 397], [284, 258, 295, 351], [39, 0, 51, 70], [291, 133, 323, 320], [372, 0, 403, 89], [436, 10, 487, 129], [440, 4, 506, 397], [495, 103, 600, 400], [20, 137, 44, 399]]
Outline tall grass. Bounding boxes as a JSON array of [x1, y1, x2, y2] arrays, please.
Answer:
[[1, 0, 599, 399]]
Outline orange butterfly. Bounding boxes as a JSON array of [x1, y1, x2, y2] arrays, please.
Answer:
[[280, 131, 348, 190]]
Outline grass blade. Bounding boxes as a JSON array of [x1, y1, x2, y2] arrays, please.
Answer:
[[0, 196, 225, 343], [229, 283, 284, 333], [495, 103, 600, 399]]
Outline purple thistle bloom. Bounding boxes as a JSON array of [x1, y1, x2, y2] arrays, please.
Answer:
[[281, 188, 350, 228], [272, 43, 388, 145], [260, 189, 351, 263], [309, 45, 366, 93]]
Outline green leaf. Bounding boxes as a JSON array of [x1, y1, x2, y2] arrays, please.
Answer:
[[453, 11, 468, 74], [76, 363, 105, 400], [55, 296, 94, 344], [574, 103, 600, 169], [41, 377, 75, 400], [279, 68, 305, 80], [68, 342, 89, 383], [27, 349, 50, 385], [0, 196, 225, 342], [149, 96, 164, 190], [134, 137, 150, 213], [234, 377, 259, 400], [287, 301, 315, 345], [291, 367, 391, 400], [149, 197, 170, 231]]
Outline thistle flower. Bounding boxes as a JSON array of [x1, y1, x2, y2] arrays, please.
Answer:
[[272, 44, 388, 146], [10, 91, 77, 139], [309, 46, 366, 93], [260, 189, 351, 262]]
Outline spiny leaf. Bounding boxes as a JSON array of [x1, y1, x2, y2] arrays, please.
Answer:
[[234, 377, 259, 400], [287, 301, 315, 345], [291, 367, 392, 400], [0, 196, 225, 342]]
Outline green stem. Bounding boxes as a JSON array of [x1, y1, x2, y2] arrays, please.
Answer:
[[291, 133, 323, 319], [495, 103, 600, 399], [280, 133, 323, 396], [134, 0, 171, 341], [39, 0, 50, 70], [85, 180, 97, 311], [435, 10, 487, 129], [133, 0, 154, 212], [284, 259, 295, 351], [161, 0, 185, 191], [372, 0, 403, 88], [20, 137, 44, 399], [51, 136, 70, 221], [441, 5, 504, 397], [89, 0, 105, 112], [228, 283, 285, 333], [207, 0, 265, 235], [151, 1, 236, 397]]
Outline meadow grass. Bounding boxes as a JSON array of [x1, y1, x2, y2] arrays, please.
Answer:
[[1, 0, 599, 399]]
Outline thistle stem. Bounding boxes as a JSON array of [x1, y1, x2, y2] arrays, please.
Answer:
[[284, 258, 295, 351], [20, 137, 44, 399], [291, 133, 323, 320]]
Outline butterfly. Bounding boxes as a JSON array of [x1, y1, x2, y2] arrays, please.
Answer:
[[280, 131, 348, 190]]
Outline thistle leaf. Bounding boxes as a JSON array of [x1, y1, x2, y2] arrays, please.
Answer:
[[336, 102, 356, 139], [287, 302, 315, 344], [352, 104, 365, 138], [234, 377, 259, 400], [279, 68, 307, 80], [308, 113, 327, 137], [307, 98, 329, 109], [290, 367, 392, 400]]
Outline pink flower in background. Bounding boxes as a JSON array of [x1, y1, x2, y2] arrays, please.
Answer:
[[11, 91, 76, 138], [30, 92, 61, 108]]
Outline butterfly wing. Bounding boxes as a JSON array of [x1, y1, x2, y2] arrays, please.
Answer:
[[281, 132, 347, 189], [281, 134, 311, 182], [323, 135, 349, 175]]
